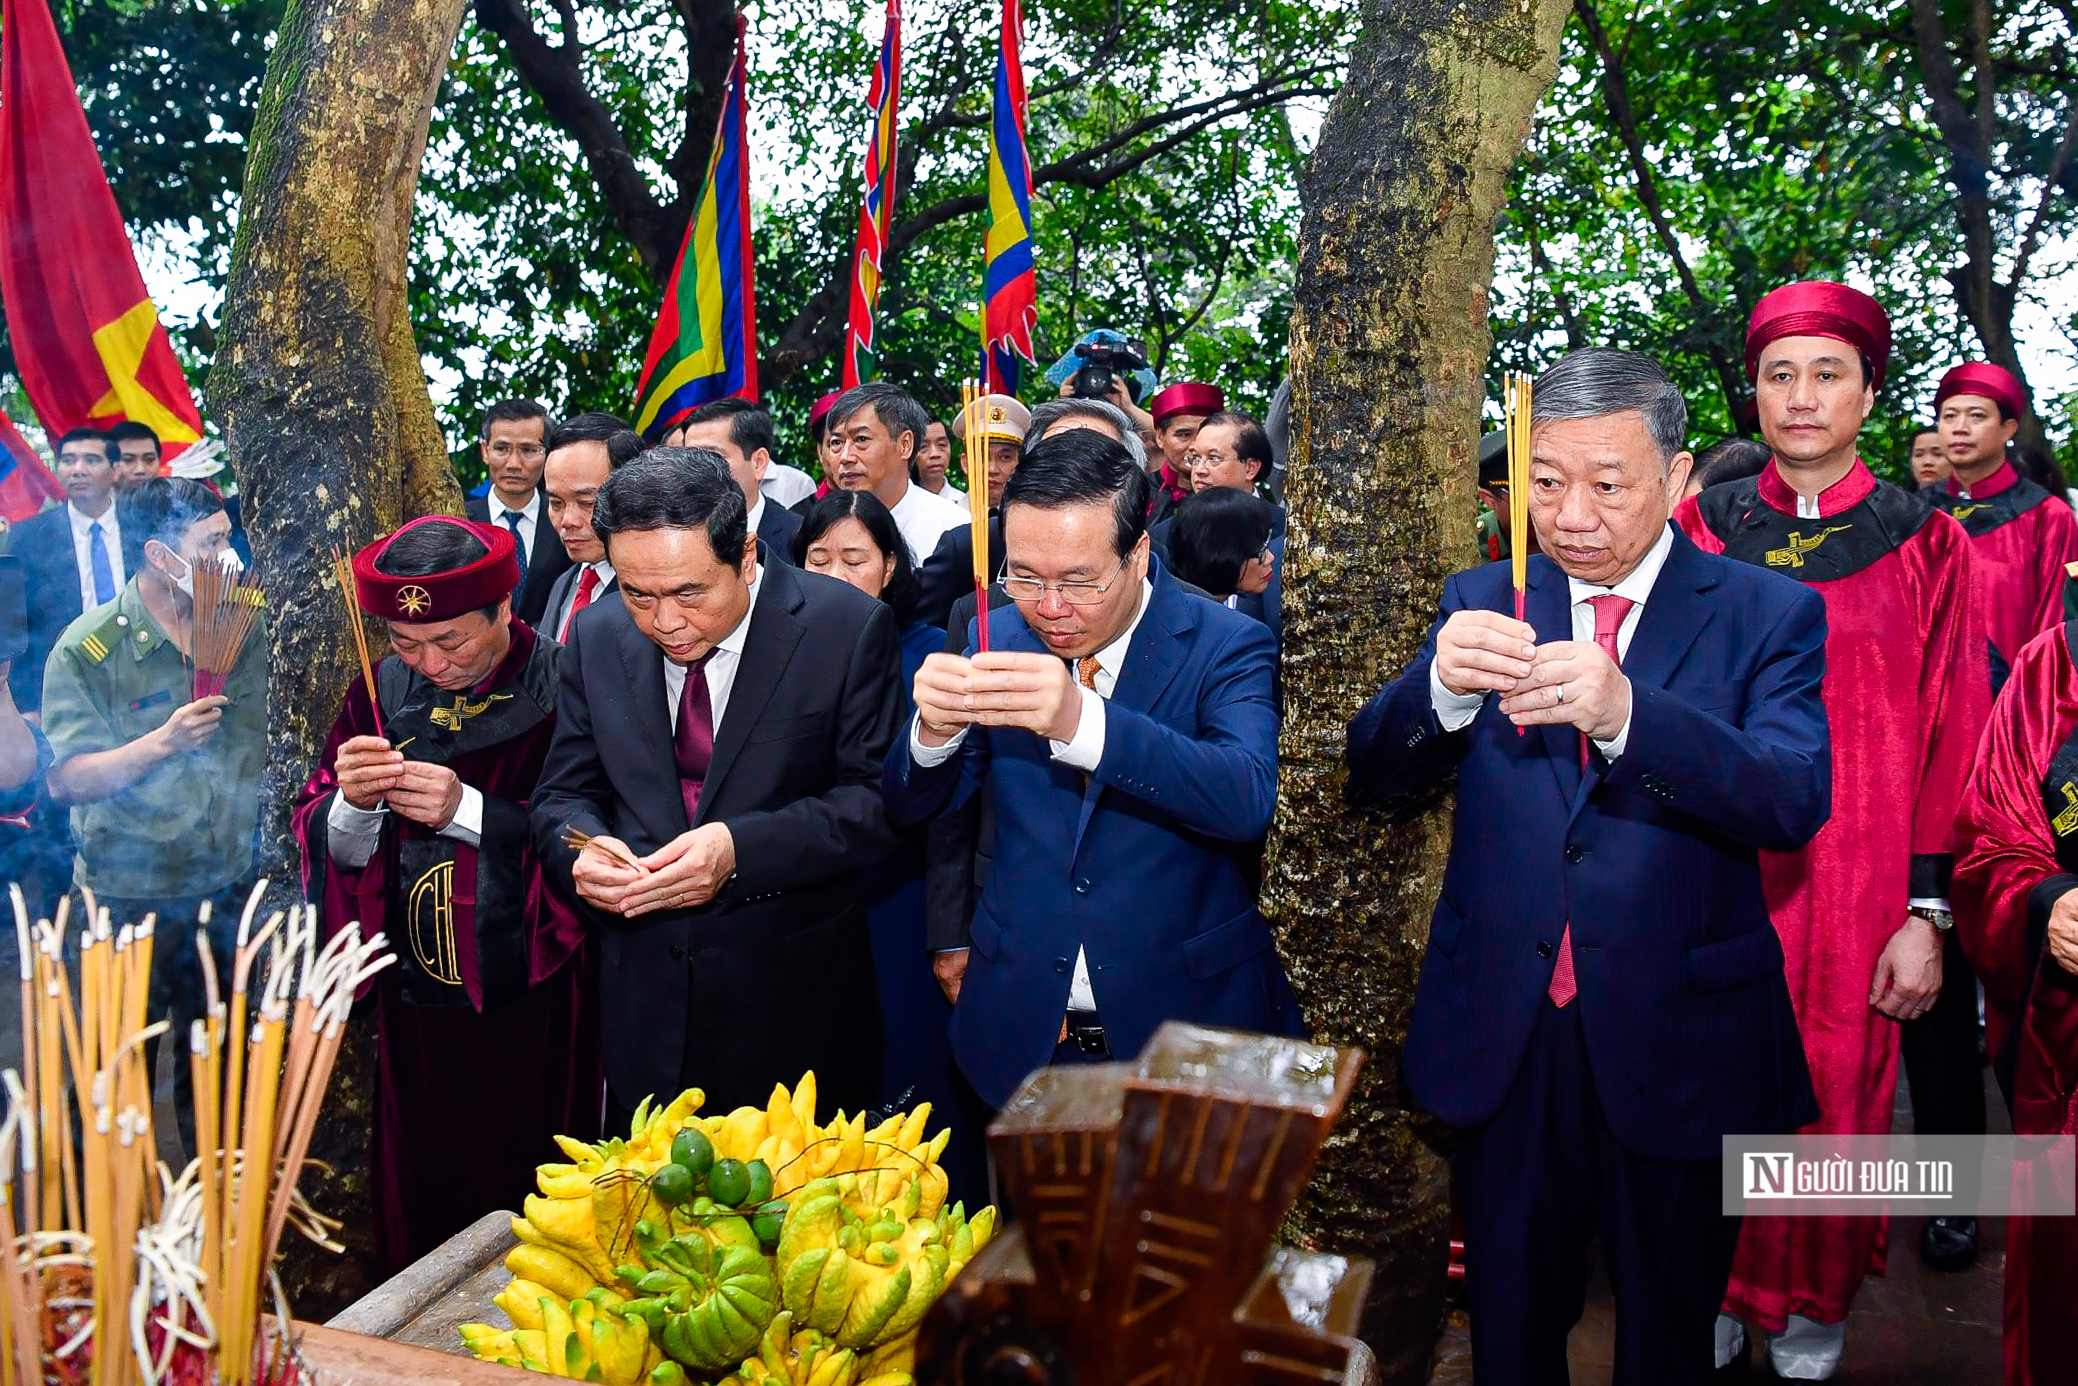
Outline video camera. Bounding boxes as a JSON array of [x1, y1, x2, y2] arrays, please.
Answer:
[[1069, 337, 1151, 404]]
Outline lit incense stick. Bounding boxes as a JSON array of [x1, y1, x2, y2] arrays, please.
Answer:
[[963, 380, 992, 654]]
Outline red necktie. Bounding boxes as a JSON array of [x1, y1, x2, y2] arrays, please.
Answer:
[[673, 651, 718, 822], [1549, 592, 1636, 1009], [558, 566, 599, 641]]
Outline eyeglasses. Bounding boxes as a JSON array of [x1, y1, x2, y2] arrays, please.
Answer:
[[1002, 553, 1132, 607], [1184, 451, 1233, 469], [486, 442, 546, 461]]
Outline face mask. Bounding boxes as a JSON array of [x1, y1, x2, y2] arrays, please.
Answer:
[[160, 545, 243, 599]]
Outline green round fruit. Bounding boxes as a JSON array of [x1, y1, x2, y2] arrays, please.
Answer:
[[750, 1199, 787, 1249], [707, 1157, 751, 1208], [649, 1163, 695, 1206], [744, 1159, 774, 1207], [671, 1128, 715, 1180]]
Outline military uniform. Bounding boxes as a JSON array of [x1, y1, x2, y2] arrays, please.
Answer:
[[40, 578, 267, 1149]]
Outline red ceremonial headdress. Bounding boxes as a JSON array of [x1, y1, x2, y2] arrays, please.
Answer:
[[1935, 362, 2027, 420], [809, 391, 844, 432], [1150, 382, 1225, 426], [1744, 281, 1893, 391], [351, 516, 520, 624]]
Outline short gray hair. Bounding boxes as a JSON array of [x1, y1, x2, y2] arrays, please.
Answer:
[[1025, 397, 1148, 471], [1530, 348, 1687, 463]]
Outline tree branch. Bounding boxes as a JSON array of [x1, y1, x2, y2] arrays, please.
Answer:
[[1573, 0, 1744, 422], [1905, 0, 2002, 346], [2011, 93, 2078, 291]]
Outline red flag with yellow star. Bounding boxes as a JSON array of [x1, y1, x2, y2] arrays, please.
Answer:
[[0, 0, 203, 457]]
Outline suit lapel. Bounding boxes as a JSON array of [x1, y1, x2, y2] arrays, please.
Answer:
[[1524, 558, 1581, 803], [698, 564, 806, 821], [1613, 529, 1718, 694], [1069, 574, 1188, 855], [612, 609, 683, 836]]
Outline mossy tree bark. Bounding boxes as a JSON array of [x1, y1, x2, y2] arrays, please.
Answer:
[[1264, 0, 1569, 1379], [204, 0, 468, 1313]]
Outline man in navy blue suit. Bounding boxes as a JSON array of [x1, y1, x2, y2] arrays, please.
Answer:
[[1347, 349, 1830, 1386], [883, 429, 1300, 1108]]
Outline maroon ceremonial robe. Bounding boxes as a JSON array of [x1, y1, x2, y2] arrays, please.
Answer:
[[1677, 459, 1987, 1328], [1937, 460, 2078, 669], [291, 622, 599, 1274], [1954, 621, 2078, 1386]]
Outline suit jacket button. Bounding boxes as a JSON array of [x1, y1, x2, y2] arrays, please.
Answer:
[[1536, 941, 1553, 958], [1053, 958, 1070, 974], [669, 945, 686, 961], [1565, 846, 1586, 864], [1074, 878, 1090, 894]]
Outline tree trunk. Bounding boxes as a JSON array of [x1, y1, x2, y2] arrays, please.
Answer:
[[205, 0, 468, 1314], [1266, 0, 1568, 1379]]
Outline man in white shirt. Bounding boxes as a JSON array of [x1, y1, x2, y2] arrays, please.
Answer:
[[465, 398, 570, 627], [4, 427, 134, 713], [883, 428, 1298, 1108], [674, 398, 803, 565], [540, 413, 643, 642], [825, 382, 967, 565]]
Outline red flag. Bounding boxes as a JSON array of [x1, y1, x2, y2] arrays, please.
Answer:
[[0, 407, 59, 522], [0, 0, 204, 456]]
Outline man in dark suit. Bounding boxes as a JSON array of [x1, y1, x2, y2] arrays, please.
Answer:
[[539, 413, 646, 643], [1346, 349, 1830, 1385], [465, 398, 571, 626], [675, 398, 802, 565], [4, 428, 145, 714], [884, 429, 1300, 1108], [532, 447, 903, 1120]]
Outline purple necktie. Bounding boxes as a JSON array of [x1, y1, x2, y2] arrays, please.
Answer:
[[673, 650, 718, 821]]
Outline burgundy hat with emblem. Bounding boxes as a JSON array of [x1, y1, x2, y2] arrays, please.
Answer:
[[1935, 362, 2027, 421], [352, 516, 520, 623], [1744, 281, 1893, 391], [1149, 382, 1225, 426]]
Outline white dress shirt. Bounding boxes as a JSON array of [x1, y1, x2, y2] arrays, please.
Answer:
[[1429, 524, 1676, 759], [492, 488, 542, 565], [909, 579, 1155, 1013], [745, 495, 768, 543], [760, 463, 817, 510], [664, 566, 762, 736], [68, 501, 126, 609], [888, 481, 971, 567], [553, 559, 616, 642], [326, 775, 485, 866]]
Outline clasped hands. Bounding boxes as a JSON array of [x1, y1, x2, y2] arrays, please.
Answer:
[[571, 824, 736, 918], [335, 735, 464, 830], [1435, 610, 1630, 743], [913, 651, 1081, 748]]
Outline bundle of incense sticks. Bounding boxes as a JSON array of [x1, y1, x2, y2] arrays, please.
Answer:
[[1504, 370, 1532, 621], [0, 881, 393, 1386], [961, 378, 992, 654], [191, 557, 266, 701], [328, 548, 384, 739]]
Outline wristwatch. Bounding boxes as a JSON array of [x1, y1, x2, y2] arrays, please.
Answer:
[[1908, 905, 1955, 932]]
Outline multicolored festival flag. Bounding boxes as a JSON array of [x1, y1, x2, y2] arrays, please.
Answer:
[[0, 0, 204, 459], [841, 0, 902, 389], [0, 408, 61, 522], [982, 0, 1036, 394], [632, 17, 759, 436]]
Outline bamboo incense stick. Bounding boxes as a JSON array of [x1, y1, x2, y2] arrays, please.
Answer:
[[332, 548, 384, 738], [1506, 371, 1533, 737], [962, 379, 992, 654]]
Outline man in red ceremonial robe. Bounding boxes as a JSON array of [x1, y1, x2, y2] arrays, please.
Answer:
[[1932, 361, 2078, 672], [1674, 281, 1988, 1379], [1954, 621, 2078, 1386], [292, 517, 599, 1274]]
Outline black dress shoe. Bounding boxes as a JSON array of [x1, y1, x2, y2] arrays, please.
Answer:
[[1920, 1215, 1979, 1271]]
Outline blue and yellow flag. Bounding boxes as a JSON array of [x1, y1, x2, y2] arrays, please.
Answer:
[[633, 18, 758, 436], [982, 0, 1035, 394]]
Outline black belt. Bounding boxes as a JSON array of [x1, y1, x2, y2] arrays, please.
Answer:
[[1064, 1008, 1108, 1055]]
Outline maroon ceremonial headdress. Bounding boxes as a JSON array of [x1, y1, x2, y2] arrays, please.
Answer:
[[1150, 382, 1225, 426], [1744, 281, 1893, 390], [351, 516, 519, 623], [1935, 362, 2027, 420]]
